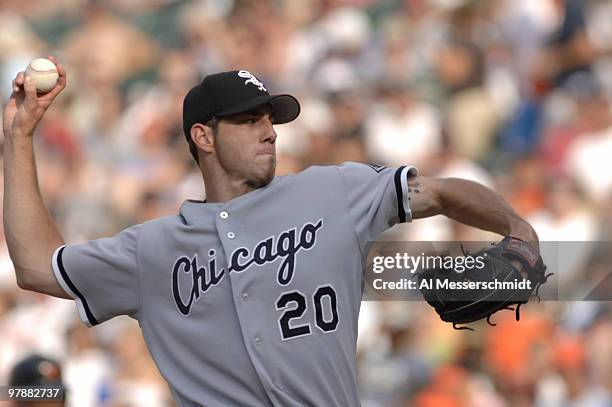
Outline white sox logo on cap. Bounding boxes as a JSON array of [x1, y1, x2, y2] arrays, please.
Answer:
[[238, 70, 267, 92]]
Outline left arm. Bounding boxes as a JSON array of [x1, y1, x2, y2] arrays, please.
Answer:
[[407, 176, 538, 244]]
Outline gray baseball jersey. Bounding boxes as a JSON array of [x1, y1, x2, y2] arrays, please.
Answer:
[[52, 162, 418, 406]]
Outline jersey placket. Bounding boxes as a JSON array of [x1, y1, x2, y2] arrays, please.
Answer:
[[214, 206, 282, 405]]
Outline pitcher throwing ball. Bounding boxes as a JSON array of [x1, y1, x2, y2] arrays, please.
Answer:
[[3, 60, 548, 406]]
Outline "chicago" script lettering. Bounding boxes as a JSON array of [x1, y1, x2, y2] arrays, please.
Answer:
[[172, 219, 323, 315]]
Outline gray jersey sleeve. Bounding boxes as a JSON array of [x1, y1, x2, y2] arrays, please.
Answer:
[[51, 225, 141, 326], [336, 162, 418, 246]]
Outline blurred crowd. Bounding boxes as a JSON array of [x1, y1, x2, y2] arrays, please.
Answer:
[[0, 0, 611, 406]]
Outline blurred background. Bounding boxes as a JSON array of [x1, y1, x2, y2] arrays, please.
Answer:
[[0, 0, 611, 406]]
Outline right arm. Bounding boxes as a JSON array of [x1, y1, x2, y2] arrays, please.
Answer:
[[3, 57, 69, 298]]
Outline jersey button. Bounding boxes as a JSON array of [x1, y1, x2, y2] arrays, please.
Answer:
[[254, 337, 262, 346], [219, 211, 229, 219], [227, 232, 235, 239], [242, 293, 249, 302]]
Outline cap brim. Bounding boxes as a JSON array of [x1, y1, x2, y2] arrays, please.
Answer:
[[216, 94, 300, 124]]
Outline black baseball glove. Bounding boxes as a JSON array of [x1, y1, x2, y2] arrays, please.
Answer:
[[417, 237, 552, 330]]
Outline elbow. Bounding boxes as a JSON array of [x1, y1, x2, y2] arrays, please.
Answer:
[[14, 267, 40, 292], [16, 277, 33, 291], [15, 271, 34, 291]]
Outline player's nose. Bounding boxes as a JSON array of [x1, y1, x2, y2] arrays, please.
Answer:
[[260, 115, 276, 144]]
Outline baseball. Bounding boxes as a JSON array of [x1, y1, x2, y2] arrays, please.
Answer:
[[25, 58, 59, 93]]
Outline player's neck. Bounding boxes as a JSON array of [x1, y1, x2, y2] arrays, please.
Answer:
[[201, 170, 255, 203], [204, 184, 255, 203]]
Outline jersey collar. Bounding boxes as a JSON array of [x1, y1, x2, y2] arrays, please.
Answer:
[[179, 176, 284, 225]]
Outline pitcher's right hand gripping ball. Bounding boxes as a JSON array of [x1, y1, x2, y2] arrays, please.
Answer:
[[4, 56, 66, 139], [417, 237, 552, 330]]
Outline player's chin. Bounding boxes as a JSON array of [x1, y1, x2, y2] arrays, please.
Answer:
[[248, 159, 275, 188], [247, 173, 274, 189]]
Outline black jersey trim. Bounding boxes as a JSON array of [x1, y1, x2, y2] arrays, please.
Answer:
[[394, 166, 407, 223], [57, 246, 99, 326]]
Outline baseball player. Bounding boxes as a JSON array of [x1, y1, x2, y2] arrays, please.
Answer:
[[3, 60, 540, 406]]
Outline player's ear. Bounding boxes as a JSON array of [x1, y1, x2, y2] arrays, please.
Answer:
[[190, 123, 214, 153]]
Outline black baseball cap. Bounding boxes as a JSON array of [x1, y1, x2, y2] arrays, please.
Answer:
[[182, 70, 301, 140], [9, 354, 64, 387]]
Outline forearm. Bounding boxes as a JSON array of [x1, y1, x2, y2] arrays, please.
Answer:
[[435, 178, 537, 242], [3, 135, 66, 293]]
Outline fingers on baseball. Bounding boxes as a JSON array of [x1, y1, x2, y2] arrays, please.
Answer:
[[13, 71, 25, 92], [44, 56, 67, 98], [46, 55, 66, 81], [23, 75, 38, 101]]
